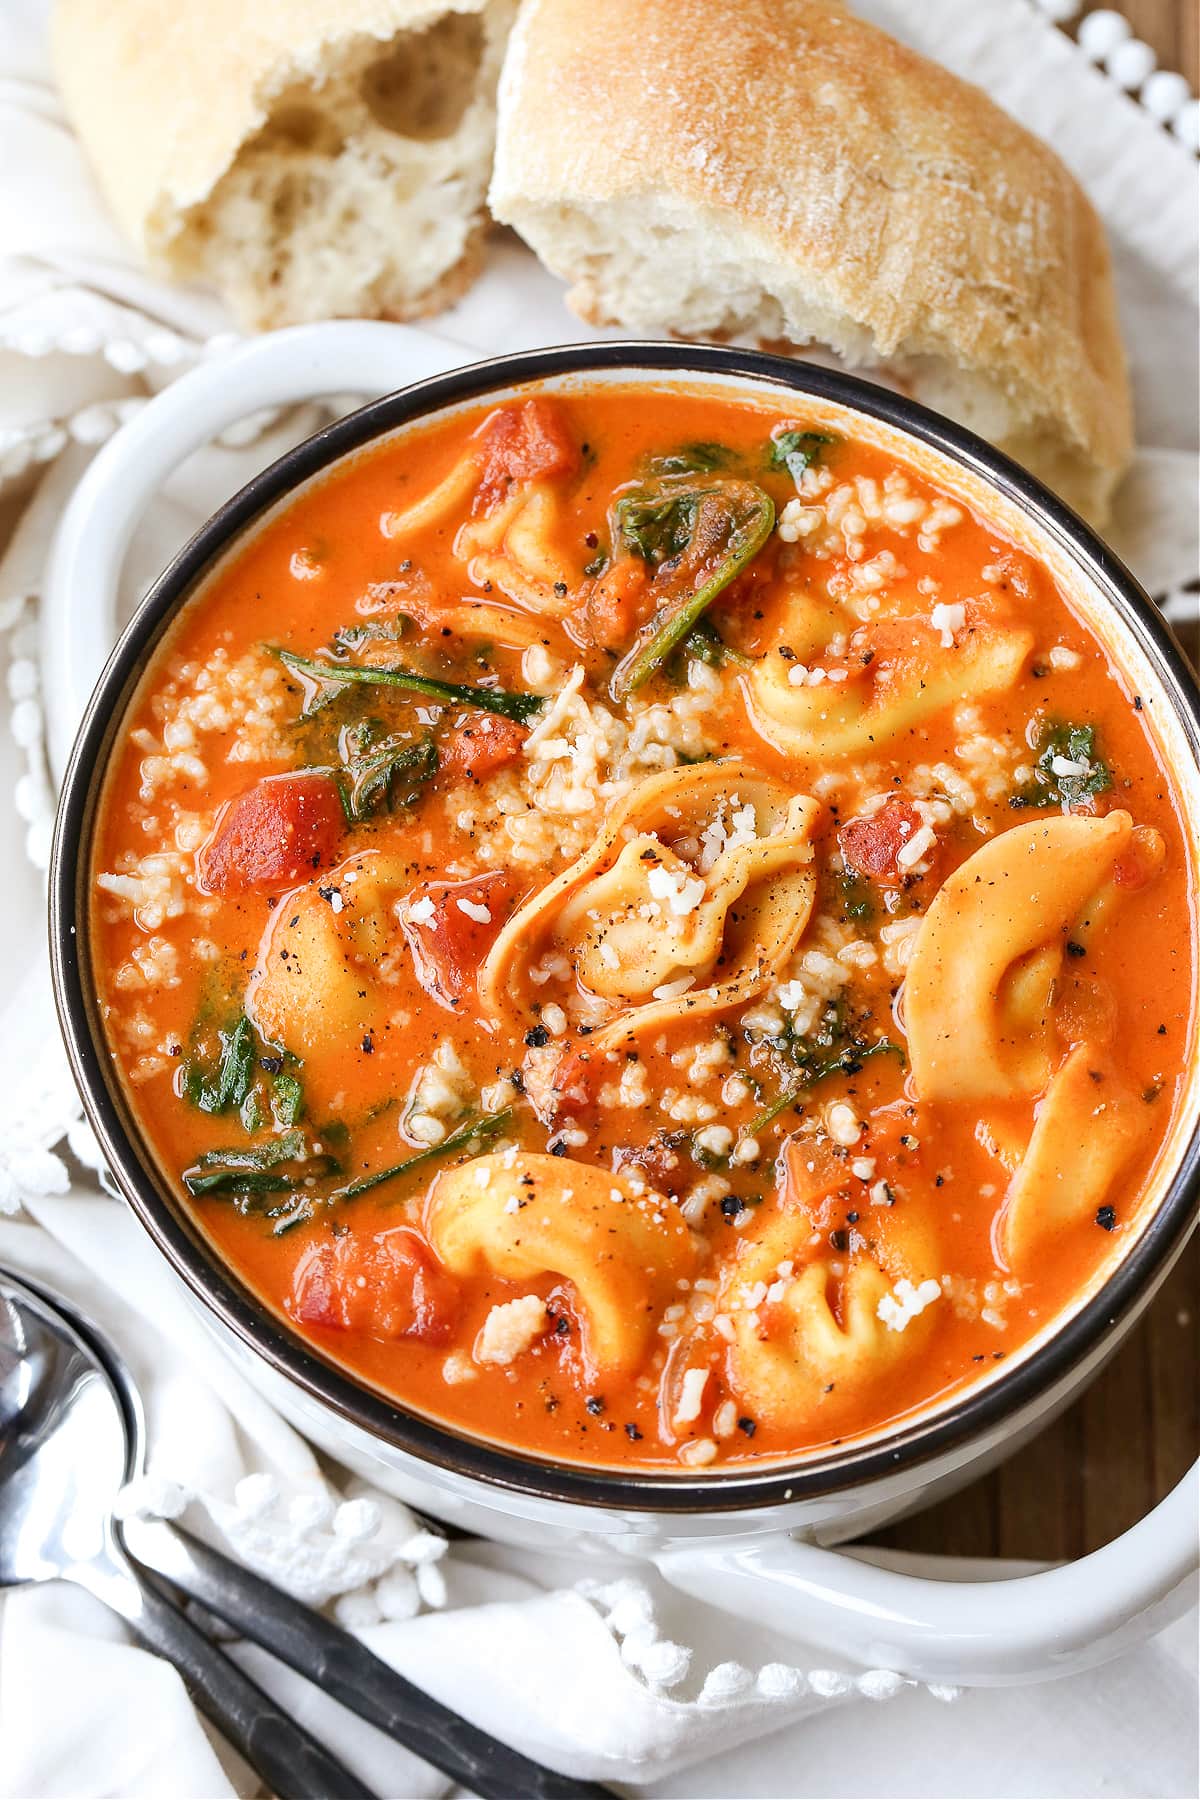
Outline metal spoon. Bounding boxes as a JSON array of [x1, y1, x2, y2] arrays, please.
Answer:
[[0, 1269, 615, 1800], [0, 1267, 379, 1798]]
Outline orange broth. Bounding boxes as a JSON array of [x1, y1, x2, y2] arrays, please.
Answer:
[[91, 383, 1196, 1471]]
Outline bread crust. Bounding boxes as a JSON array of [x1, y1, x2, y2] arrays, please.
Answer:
[[490, 0, 1132, 514], [53, 1, 448, 240], [51, 0, 506, 327]]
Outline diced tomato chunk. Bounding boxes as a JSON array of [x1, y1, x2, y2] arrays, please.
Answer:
[[779, 1135, 849, 1211], [612, 1133, 687, 1194], [549, 1046, 598, 1114], [475, 399, 579, 510], [438, 712, 528, 784], [839, 800, 926, 886], [400, 869, 518, 1007], [1112, 854, 1143, 888], [290, 1227, 458, 1344], [574, 559, 651, 651], [289, 1236, 339, 1325], [1110, 823, 1165, 891], [200, 771, 345, 894]]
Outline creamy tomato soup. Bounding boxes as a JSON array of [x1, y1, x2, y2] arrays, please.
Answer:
[[92, 384, 1196, 1471]]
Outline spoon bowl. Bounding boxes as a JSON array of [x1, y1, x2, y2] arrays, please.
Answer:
[[0, 1273, 136, 1593]]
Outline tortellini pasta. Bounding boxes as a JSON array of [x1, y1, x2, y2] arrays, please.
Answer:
[[416, 599, 569, 654], [381, 400, 579, 621], [719, 1187, 941, 1433], [248, 848, 405, 1063], [480, 760, 819, 1059], [425, 1153, 695, 1374], [998, 1043, 1147, 1268], [905, 811, 1134, 1103], [455, 481, 577, 620], [380, 455, 481, 542], [747, 607, 1033, 762]]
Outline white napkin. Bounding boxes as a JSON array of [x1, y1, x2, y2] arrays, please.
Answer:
[[0, 2, 1197, 1796]]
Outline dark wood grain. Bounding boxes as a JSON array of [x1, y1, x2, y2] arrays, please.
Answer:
[[884, 6, 1199, 1559]]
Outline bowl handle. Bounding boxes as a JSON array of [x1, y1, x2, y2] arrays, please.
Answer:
[[655, 1460, 1198, 1685], [41, 320, 470, 779]]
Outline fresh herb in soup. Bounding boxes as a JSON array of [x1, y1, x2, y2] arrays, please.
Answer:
[[91, 386, 1195, 1472]]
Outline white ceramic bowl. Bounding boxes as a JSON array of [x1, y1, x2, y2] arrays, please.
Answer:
[[46, 322, 1200, 1686]]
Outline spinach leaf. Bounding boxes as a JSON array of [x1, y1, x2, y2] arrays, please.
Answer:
[[276, 649, 543, 725], [270, 1072, 305, 1128], [836, 869, 875, 924], [742, 1000, 904, 1141], [646, 442, 735, 478], [609, 477, 775, 697], [183, 1010, 309, 1139], [183, 1129, 340, 1206], [329, 616, 411, 655], [1009, 719, 1112, 811], [742, 1039, 904, 1142], [790, 1032, 903, 1090], [338, 729, 438, 823], [742, 1085, 810, 1139], [334, 1107, 514, 1203], [679, 618, 752, 672], [768, 429, 838, 482], [612, 488, 704, 565], [183, 1015, 256, 1116], [240, 1088, 265, 1134]]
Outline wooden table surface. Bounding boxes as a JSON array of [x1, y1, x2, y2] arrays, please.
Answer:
[[883, 5, 1198, 1562], [1113, 0, 1198, 88]]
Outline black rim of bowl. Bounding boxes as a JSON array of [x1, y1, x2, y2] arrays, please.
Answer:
[[49, 339, 1200, 1516]]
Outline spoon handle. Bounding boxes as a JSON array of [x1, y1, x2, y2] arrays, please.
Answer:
[[80, 1558, 379, 1800], [125, 1518, 617, 1800]]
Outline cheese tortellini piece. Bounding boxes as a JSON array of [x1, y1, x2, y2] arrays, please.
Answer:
[[425, 1153, 695, 1375], [456, 481, 577, 620], [719, 1195, 941, 1434], [999, 1043, 1148, 1267], [905, 812, 1134, 1103], [248, 849, 405, 1062], [381, 401, 579, 620], [380, 453, 481, 543], [748, 606, 1032, 762], [392, 588, 573, 656], [480, 761, 820, 1056]]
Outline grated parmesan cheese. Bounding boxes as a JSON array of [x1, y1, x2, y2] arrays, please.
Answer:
[[475, 1295, 547, 1366], [827, 1103, 861, 1147], [647, 864, 706, 916], [930, 602, 966, 648], [877, 1277, 942, 1333]]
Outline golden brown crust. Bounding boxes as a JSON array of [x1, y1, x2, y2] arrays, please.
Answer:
[[490, 0, 1132, 514]]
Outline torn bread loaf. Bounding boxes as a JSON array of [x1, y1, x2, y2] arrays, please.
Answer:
[[53, 0, 517, 330], [490, 0, 1132, 521]]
